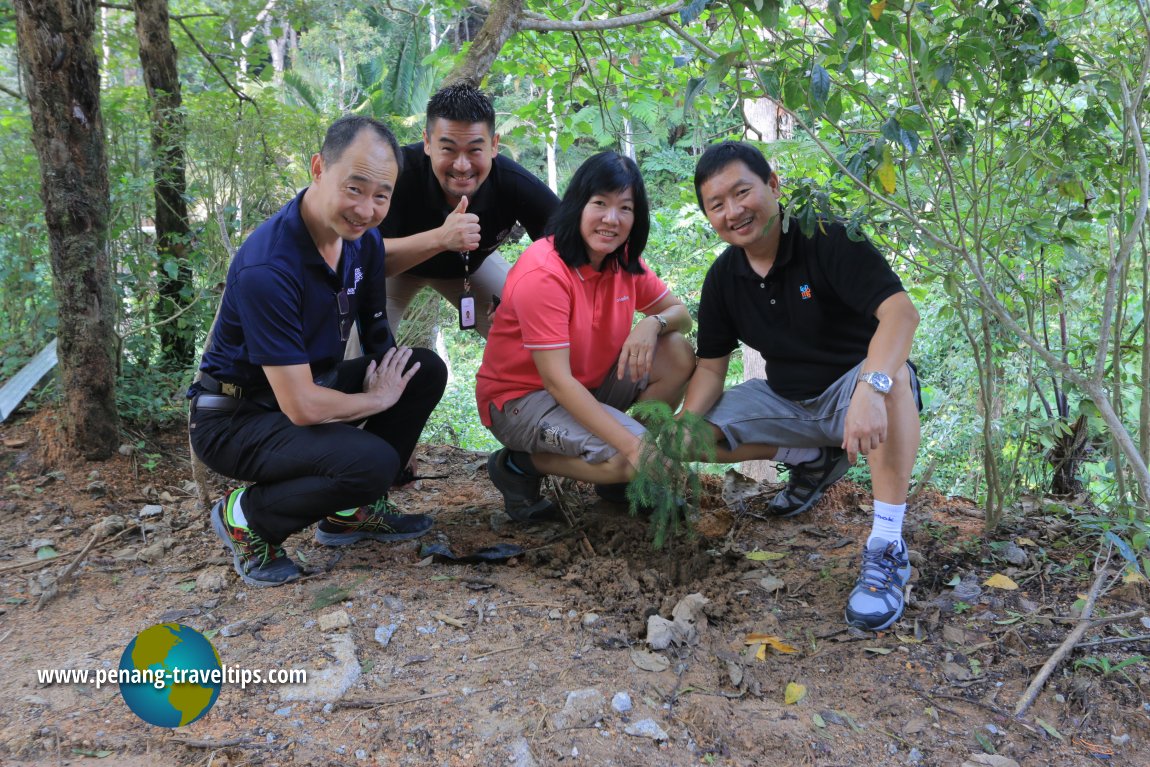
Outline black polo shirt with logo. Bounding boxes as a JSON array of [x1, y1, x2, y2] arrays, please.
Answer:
[[379, 143, 559, 279], [696, 219, 905, 401]]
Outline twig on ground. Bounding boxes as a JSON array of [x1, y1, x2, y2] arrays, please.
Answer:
[[1015, 560, 1114, 717], [36, 524, 139, 610], [1065, 631, 1150, 649], [472, 644, 523, 660], [333, 690, 452, 710], [171, 736, 254, 748]]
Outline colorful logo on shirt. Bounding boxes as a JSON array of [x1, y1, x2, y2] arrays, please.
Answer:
[[799, 283, 812, 300]]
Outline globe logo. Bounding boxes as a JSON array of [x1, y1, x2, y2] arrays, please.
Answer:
[[118, 623, 223, 727]]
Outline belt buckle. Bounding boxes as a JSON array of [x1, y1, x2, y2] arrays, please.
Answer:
[[220, 382, 242, 398]]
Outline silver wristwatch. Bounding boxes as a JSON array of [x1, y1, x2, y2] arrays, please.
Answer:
[[859, 370, 892, 394]]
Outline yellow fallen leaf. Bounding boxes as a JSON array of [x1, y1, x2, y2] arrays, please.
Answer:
[[1122, 568, 1148, 584], [876, 151, 897, 194], [784, 682, 807, 705], [984, 573, 1019, 590], [746, 633, 798, 660], [1016, 537, 1036, 546], [896, 633, 924, 644], [746, 550, 787, 562], [869, 0, 886, 21]]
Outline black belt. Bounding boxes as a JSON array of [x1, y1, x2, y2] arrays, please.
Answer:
[[192, 393, 241, 412], [198, 372, 250, 398]]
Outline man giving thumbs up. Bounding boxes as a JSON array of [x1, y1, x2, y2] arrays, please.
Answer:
[[380, 82, 559, 338]]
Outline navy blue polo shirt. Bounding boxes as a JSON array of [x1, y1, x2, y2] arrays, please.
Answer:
[[379, 142, 559, 279], [696, 218, 905, 400], [199, 189, 394, 390]]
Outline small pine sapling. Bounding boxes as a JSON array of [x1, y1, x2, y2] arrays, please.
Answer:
[[627, 401, 716, 549]]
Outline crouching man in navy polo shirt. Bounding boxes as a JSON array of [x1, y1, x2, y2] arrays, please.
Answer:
[[189, 115, 447, 588], [682, 141, 922, 631]]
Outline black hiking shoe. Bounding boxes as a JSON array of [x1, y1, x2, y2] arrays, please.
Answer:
[[486, 449, 557, 522], [766, 447, 850, 517], [315, 498, 433, 545]]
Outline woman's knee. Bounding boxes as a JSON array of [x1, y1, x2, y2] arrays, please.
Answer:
[[653, 332, 696, 381]]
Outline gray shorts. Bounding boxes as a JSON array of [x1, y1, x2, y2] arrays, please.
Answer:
[[705, 361, 920, 450], [488, 365, 647, 463]]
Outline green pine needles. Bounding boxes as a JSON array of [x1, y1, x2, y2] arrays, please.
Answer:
[[627, 401, 716, 549]]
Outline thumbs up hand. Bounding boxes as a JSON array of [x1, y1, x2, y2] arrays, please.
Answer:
[[440, 195, 481, 252]]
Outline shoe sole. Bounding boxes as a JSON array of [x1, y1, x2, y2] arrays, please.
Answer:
[[210, 500, 300, 588], [315, 521, 432, 546], [768, 455, 851, 518]]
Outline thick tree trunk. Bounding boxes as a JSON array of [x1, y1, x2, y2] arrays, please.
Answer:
[[446, 0, 521, 86], [135, 0, 194, 366], [14, 0, 119, 458]]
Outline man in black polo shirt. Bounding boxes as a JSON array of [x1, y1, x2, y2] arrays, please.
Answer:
[[682, 141, 922, 631], [380, 82, 559, 338], [189, 115, 448, 588]]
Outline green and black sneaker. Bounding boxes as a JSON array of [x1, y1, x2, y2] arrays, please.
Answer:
[[315, 497, 433, 545], [210, 489, 302, 588]]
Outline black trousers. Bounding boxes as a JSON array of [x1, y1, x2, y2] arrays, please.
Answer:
[[189, 348, 447, 544]]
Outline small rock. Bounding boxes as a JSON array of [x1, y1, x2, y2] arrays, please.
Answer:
[[139, 504, 164, 519], [274, 706, 292, 717], [319, 610, 351, 632], [280, 634, 360, 702], [118, 443, 136, 456], [623, 719, 668, 741], [1001, 542, 1027, 565], [220, 621, 248, 638], [196, 570, 227, 593], [137, 540, 170, 563], [548, 609, 562, 620], [551, 688, 606, 730], [581, 613, 600, 627], [908, 747, 923, 765], [355, 749, 367, 760], [507, 737, 538, 767], [961, 756, 1019, 767], [953, 577, 983, 602], [374, 623, 399, 647], [1111, 733, 1131, 747], [611, 692, 632, 713], [29, 538, 54, 550]]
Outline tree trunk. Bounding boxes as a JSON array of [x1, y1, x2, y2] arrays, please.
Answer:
[[446, 0, 521, 86], [134, 0, 194, 366], [14, 0, 119, 459]]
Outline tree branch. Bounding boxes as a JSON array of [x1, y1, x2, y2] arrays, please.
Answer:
[[520, 2, 684, 31], [661, 17, 719, 60], [0, 82, 22, 100], [172, 16, 254, 108]]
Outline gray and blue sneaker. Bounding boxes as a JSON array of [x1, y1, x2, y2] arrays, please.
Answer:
[[315, 497, 433, 545], [845, 538, 912, 631]]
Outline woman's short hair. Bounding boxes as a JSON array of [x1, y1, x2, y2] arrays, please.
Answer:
[[549, 151, 649, 274]]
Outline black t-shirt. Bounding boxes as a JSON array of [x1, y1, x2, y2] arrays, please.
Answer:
[[696, 219, 905, 400], [379, 143, 559, 279]]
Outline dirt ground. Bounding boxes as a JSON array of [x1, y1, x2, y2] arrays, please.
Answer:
[[0, 411, 1147, 767]]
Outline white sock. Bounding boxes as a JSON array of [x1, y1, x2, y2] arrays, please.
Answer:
[[868, 500, 905, 547], [228, 489, 248, 528], [774, 446, 821, 465]]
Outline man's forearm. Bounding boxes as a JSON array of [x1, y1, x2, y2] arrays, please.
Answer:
[[383, 230, 445, 277]]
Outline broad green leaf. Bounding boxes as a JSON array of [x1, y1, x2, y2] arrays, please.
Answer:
[[1036, 717, 1064, 740], [810, 64, 831, 107], [681, 0, 711, 24], [36, 546, 58, 560]]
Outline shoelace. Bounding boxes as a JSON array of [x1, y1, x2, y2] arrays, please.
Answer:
[[857, 544, 905, 591]]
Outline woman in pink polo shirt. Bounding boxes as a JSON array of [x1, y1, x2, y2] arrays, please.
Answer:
[[476, 151, 696, 522]]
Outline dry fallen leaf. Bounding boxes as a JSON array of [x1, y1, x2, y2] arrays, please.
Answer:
[[745, 550, 786, 562], [784, 682, 807, 705], [1015, 537, 1036, 547], [629, 649, 670, 673], [745, 633, 798, 661], [983, 573, 1019, 590]]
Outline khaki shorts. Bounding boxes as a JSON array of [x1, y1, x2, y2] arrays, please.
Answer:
[[488, 363, 647, 463], [705, 361, 920, 450]]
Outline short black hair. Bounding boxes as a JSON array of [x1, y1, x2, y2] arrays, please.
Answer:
[[320, 115, 401, 171], [548, 151, 649, 275], [693, 140, 774, 211], [426, 82, 496, 134]]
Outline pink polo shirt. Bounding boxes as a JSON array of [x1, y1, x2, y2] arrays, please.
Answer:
[[476, 237, 669, 426]]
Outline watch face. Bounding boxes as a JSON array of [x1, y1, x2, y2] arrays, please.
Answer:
[[864, 372, 892, 393]]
